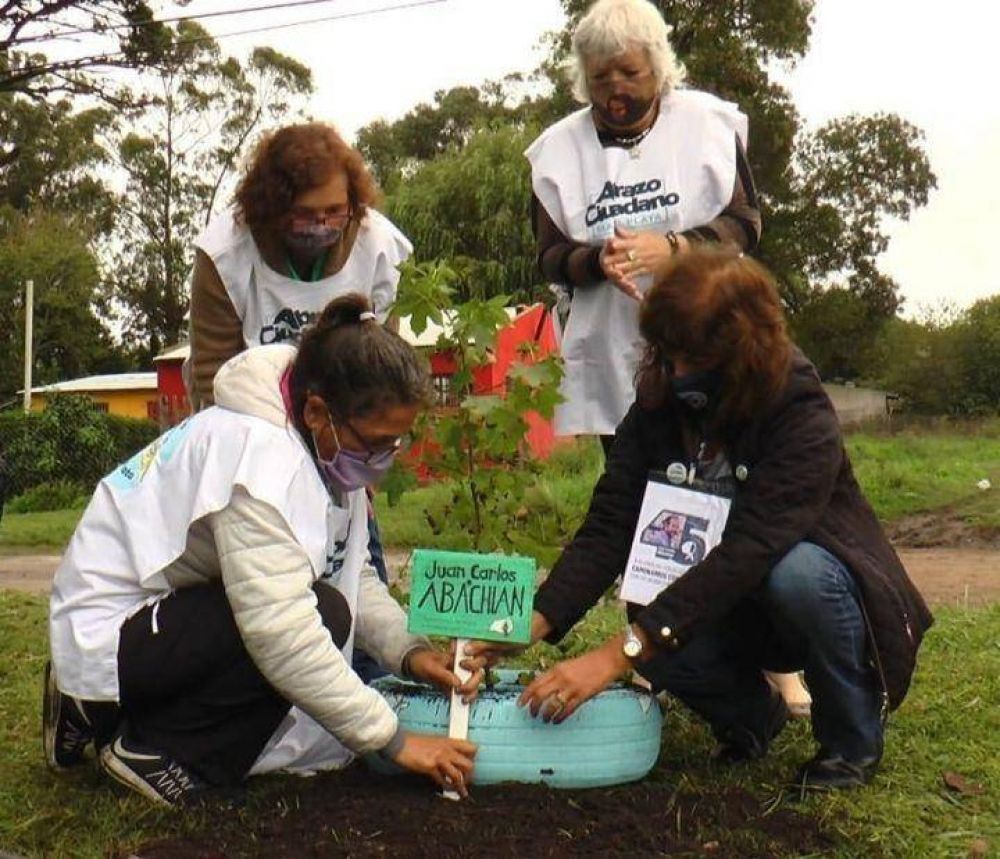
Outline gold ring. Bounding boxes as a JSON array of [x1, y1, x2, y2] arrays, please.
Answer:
[[626, 250, 637, 262], [553, 692, 567, 707]]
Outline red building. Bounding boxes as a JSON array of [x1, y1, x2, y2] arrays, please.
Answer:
[[153, 303, 560, 459]]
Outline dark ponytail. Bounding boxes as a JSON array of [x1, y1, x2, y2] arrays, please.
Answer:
[[288, 293, 431, 426]]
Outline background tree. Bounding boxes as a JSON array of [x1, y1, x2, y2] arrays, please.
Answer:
[[0, 208, 125, 403], [111, 20, 311, 359], [0, 1, 173, 104], [386, 124, 541, 303], [0, 93, 114, 230], [953, 296, 1000, 415]]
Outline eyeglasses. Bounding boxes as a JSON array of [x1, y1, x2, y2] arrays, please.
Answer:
[[288, 205, 354, 227], [339, 417, 404, 464]]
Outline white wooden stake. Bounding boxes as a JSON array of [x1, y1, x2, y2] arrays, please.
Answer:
[[442, 636, 472, 801]]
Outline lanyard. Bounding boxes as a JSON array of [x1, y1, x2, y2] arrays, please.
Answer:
[[687, 441, 706, 486], [286, 250, 329, 282]]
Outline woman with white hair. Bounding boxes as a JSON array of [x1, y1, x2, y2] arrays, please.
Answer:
[[526, 0, 811, 716], [527, 0, 761, 452]]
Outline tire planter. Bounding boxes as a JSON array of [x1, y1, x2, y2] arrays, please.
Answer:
[[368, 669, 662, 788]]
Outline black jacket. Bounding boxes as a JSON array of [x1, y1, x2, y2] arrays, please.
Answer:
[[534, 354, 933, 711]]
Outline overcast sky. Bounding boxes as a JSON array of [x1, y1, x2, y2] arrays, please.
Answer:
[[48, 0, 1000, 315]]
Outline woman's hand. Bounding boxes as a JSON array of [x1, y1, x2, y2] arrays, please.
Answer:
[[602, 224, 686, 298], [463, 611, 553, 669], [518, 637, 631, 724], [405, 647, 482, 703], [390, 732, 478, 798]]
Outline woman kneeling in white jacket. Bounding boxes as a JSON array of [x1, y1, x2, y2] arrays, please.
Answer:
[[45, 294, 479, 806]]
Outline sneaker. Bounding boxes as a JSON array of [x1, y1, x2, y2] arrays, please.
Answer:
[[100, 728, 210, 808], [43, 661, 94, 771]]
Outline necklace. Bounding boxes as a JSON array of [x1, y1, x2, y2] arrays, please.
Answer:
[[605, 113, 658, 160], [614, 124, 654, 148]]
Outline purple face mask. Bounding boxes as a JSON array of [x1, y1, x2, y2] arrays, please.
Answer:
[[285, 223, 343, 253], [312, 422, 397, 493]]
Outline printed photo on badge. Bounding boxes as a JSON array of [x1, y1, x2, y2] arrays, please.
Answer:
[[640, 509, 710, 565]]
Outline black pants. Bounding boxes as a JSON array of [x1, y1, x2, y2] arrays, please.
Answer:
[[117, 582, 352, 786]]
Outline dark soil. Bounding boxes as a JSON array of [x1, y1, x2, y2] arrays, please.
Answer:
[[129, 768, 835, 858]]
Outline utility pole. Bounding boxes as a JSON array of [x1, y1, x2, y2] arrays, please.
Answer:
[[23, 279, 34, 413]]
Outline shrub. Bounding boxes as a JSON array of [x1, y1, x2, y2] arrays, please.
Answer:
[[0, 395, 160, 497], [6, 480, 90, 513]]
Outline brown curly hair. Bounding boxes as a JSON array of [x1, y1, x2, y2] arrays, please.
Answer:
[[234, 122, 381, 231], [636, 247, 793, 428]]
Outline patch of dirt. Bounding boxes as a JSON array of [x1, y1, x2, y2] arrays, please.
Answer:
[[886, 510, 1000, 550], [128, 768, 835, 859], [895, 548, 999, 608]]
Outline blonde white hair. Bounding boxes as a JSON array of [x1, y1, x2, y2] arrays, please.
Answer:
[[568, 0, 687, 103]]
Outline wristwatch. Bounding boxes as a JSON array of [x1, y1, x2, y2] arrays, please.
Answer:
[[623, 624, 644, 661]]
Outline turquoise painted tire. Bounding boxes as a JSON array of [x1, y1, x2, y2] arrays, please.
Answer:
[[368, 669, 662, 788]]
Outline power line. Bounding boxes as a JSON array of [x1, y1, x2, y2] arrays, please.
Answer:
[[14, 0, 347, 46], [6, 0, 447, 82]]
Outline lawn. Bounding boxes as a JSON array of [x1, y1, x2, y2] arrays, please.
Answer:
[[2, 422, 997, 556], [1, 588, 997, 858]]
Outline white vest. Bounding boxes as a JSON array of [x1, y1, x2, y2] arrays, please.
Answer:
[[49, 405, 369, 773], [196, 208, 413, 344], [526, 89, 747, 435]]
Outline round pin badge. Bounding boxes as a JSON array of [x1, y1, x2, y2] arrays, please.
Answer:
[[735, 464, 749, 481], [666, 462, 688, 484]]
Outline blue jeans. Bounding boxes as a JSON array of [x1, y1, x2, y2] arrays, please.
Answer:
[[639, 542, 883, 762], [350, 511, 390, 683]]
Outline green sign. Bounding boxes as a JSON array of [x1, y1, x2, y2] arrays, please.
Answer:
[[407, 549, 535, 643]]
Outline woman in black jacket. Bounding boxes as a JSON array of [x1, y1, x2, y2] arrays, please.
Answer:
[[471, 247, 932, 790]]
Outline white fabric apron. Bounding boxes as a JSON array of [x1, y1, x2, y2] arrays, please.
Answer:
[[49, 405, 368, 774], [526, 89, 747, 435], [196, 208, 412, 344]]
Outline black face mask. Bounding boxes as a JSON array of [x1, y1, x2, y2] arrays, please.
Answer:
[[593, 93, 656, 130], [670, 368, 724, 412]]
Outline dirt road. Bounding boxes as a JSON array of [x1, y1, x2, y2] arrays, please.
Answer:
[[2, 547, 997, 606]]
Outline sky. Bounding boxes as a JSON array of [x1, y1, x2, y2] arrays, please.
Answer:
[[42, 0, 1000, 315]]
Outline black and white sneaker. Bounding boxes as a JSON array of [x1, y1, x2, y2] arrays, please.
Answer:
[[100, 728, 209, 808], [43, 661, 94, 771]]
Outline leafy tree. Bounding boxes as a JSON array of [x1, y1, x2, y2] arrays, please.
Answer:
[[953, 296, 1000, 415], [0, 93, 114, 228], [386, 125, 542, 303], [789, 287, 883, 380], [0, 1, 173, 104], [0, 208, 125, 403], [874, 316, 961, 415], [873, 297, 1000, 416], [357, 78, 568, 192], [358, 84, 516, 192], [390, 260, 564, 561], [111, 21, 311, 359]]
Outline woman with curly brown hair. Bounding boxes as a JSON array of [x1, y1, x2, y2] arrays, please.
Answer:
[[469, 248, 932, 792], [188, 121, 411, 410]]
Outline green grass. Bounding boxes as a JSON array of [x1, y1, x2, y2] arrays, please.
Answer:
[[2, 421, 998, 556], [1, 590, 997, 857], [846, 420, 1000, 527], [0, 508, 84, 553]]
